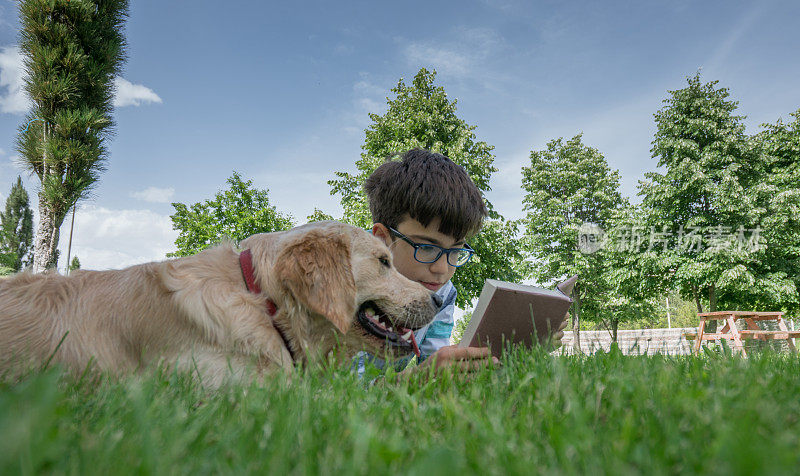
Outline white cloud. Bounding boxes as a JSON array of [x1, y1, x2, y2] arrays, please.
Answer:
[[130, 186, 175, 203], [0, 46, 30, 114], [1, 46, 161, 113], [0, 155, 23, 178], [352, 78, 383, 118], [55, 205, 177, 271], [340, 72, 388, 136], [333, 43, 354, 55], [482, 150, 531, 222], [402, 27, 506, 79], [405, 44, 472, 77], [113, 77, 163, 107], [478, 0, 515, 11]]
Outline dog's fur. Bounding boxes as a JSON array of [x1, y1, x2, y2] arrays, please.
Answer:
[[0, 221, 438, 386]]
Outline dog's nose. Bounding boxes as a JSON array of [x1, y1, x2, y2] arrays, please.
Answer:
[[431, 293, 443, 308]]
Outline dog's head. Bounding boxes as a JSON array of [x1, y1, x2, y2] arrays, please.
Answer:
[[242, 221, 439, 362]]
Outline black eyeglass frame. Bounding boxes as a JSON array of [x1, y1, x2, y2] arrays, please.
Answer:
[[387, 226, 475, 267]]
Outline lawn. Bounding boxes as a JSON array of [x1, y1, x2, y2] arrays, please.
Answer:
[[2, 347, 799, 475]]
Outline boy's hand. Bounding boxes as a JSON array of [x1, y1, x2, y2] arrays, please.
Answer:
[[403, 345, 499, 376], [546, 312, 570, 351], [398, 311, 570, 378]]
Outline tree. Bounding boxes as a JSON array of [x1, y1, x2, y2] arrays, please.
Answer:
[[0, 237, 17, 273], [328, 68, 527, 307], [330, 68, 498, 229], [454, 219, 530, 308], [521, 134, 624, 348], [597, 204, 661, 341], [741, 109, 800, 314], [0, 263, 14, 277], [0, 176, 34, 271], [15, 0, 129, 272], [69, 256, 81, 272], [169, 172, 295, 257], [306, 208, 334, 224], [451, 311, 472, 345], [638, 74, 777, 316]]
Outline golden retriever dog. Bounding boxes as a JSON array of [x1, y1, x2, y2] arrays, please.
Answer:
[[0, 221, 440, 386]]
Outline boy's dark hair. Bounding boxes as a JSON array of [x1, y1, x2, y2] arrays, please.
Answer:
[[364, 148, 488, 241]]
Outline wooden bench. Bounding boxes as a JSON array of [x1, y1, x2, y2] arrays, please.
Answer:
[[693, 311, 797, 357]]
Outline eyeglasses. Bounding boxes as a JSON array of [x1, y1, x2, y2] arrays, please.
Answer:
[[387, 227, 475, 267]]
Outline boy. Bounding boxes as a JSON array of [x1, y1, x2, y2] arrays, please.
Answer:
[[358, 148, 565, 376]]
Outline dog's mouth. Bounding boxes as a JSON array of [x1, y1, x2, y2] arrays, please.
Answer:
[[356, 301, 420, 357]]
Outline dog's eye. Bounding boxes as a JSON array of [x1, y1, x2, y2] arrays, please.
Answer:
[[378, 257, 390, 268]]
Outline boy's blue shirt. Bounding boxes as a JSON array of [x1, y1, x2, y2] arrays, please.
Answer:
[[354, 280, 457, 376]]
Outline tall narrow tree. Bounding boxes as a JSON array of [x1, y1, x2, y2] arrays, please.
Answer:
[[0, 176, 34, 271], [15, 0, 128, 272]]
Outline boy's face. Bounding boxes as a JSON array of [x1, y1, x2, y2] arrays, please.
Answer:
[[372, 216, 464, 293]]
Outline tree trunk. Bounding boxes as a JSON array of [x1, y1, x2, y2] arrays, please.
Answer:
[[572, 285, 581, 353], [65, 205, 76, 275], [611, 318, 618, 343], [692, 284, 703, 313], [32, 192, 63, 273], [709, 284, 717, 312]]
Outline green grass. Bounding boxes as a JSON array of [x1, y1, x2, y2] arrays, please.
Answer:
[[2, 348, 800, 475]]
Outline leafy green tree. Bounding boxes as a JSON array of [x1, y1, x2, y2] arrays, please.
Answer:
[[741, 109, 800, 313], [169, 172, 294, 257], [329, 68, 498, 229], [328, 68, 526, 307], [454, 219, 530, 308], [69, 256, 81, 272], [0, 237, 17, 274], [306, 208, 334, 224], [452, 311, 472, 345], [638, 74, 780, 316], [521, 134, 624, 347], [0, 176, 34, 271], [597, 204, 661, 340], [15, 0, 128, 272]]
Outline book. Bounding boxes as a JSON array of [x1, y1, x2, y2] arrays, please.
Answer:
[[457, 275, 577, 357]]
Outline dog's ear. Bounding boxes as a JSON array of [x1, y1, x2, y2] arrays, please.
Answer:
[[276, 230, 356, 334]]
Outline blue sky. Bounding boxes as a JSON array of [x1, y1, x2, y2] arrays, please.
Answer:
[[1, 0, 799, 272]]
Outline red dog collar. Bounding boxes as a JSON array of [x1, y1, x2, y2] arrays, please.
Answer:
[[239, 249, 295, 362]]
